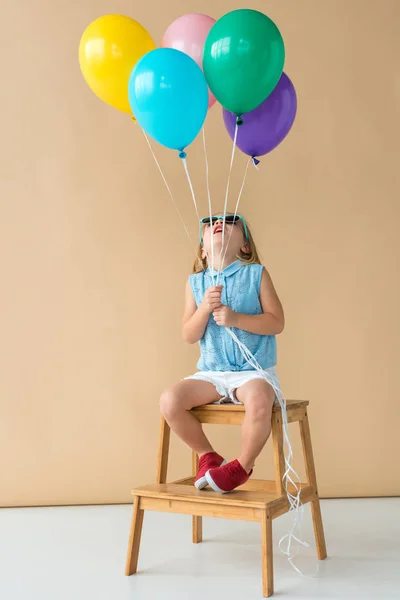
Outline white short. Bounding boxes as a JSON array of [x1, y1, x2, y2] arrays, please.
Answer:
[[184, 367, 279, 404]]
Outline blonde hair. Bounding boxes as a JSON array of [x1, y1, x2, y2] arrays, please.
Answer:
[[193, 214, 261, 274]]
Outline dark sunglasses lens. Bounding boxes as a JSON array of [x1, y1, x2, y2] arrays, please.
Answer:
[[202, 217, 221, 225], [202, 215, 241, 225]]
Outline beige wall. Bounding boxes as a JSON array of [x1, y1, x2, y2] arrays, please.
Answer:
[[1, 0, 399, 507]]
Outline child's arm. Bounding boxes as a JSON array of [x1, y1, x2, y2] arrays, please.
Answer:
[[182, 282, 223, 344], [213, 269, 284, 335]]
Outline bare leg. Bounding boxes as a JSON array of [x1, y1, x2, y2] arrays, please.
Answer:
[[160, 380, 222, 456], [235, 379, 275, 473]]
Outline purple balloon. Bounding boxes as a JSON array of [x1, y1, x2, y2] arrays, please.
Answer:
[[223, 72, 297, 158]]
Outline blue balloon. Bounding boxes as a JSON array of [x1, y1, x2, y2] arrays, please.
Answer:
[[129, 48, 209, 152]]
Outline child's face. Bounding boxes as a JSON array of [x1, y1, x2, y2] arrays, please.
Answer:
[[201, 217, 248, 260]]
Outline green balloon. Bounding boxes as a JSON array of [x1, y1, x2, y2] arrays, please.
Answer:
[[203, 9, 285, 115]]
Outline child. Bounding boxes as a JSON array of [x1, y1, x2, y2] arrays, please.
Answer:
[[160, 214, 284, 493]]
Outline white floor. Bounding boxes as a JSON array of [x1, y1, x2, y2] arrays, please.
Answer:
[[0, 498, 399, 600]]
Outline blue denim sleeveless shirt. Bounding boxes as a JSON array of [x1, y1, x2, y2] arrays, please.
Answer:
[[189, 261, 277, 372]]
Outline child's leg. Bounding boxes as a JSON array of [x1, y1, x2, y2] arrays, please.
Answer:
[[160, 380, 222, 456], [235, 379, 275, 473]]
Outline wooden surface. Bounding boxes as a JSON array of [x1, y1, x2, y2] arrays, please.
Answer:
[[139, 495, 263, 522], [125, 496, 144, 576], [126, 401, 327, 597], [272, 412, 285, 495], [191, 451, 202, 543], [261, 510, 274, 597], [133, 482, 275, 508], [300, 411, 327, 560], [191, 400, 309, 425], [156, 416, 170, 484], [131, 479, 315, 520], [168, 477, 305, 495], [192, 400, 309, 413]]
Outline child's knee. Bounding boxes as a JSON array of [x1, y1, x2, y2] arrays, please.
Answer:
[[160, 388, 181, 420], [245, 394, 273, 420]]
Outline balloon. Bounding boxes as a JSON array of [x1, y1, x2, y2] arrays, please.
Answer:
[[161, 13, 216, 108], [128, 48, 208, 152], [203, 9, 285, 115], [223, 73, 297, 158], [79, 15, 155, 114]]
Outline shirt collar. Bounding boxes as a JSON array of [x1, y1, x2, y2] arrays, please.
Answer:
[[207, 260, 244, 279]]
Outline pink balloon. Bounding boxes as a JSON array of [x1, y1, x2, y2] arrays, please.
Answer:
[[161, 13, 216, 108]]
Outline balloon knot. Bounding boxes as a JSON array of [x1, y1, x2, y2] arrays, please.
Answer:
[[252, 157, 260, 166], [179, 151, 187, 159], [236, 116, 243, 126]]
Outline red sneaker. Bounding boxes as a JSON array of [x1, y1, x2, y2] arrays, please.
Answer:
[[194, 452, 226, 490], [205, 459, 252, 493]]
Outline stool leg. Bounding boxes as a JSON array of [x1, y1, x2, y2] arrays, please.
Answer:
[[125, 495, 144, 575], [300, 411, 327, 560], [261, 510, 274, 597], [271, 412, 285, 496], [156, 416, 170, 484], [192, 450, 202, 543]]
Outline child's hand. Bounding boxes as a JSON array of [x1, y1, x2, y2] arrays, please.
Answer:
[[213, 305, 237, 328], [200, 286, 223, 314]]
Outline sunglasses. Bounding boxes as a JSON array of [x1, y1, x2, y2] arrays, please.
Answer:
[[199, 215, 249, 242]]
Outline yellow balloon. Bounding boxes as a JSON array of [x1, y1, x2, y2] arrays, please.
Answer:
[[79, 15, 155, 114]]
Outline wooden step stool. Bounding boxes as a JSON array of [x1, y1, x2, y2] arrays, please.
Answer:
[[125, 400, 327, 597]]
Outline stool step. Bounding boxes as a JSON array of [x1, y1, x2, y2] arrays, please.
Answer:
[[131, 479, 315, 521], [191, 400, 309, 425], [191, 399, 309, 413]]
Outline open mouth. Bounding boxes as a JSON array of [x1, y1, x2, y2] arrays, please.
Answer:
[[214, 225, 223, 234]]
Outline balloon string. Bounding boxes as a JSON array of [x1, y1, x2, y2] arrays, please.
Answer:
[[225, 328, 319, 578], [220, 156, 251, 270], [142, 127, 317, 577], [202, 126, 215, 283], [181, 155, 216, 286], [181, 156, 201, 223], [215, 157, 313, 574], [141, 128, 212, 284], [217, 123, 238, 285], [199, 128, 316, 576], [141, 129, 192, 244]]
